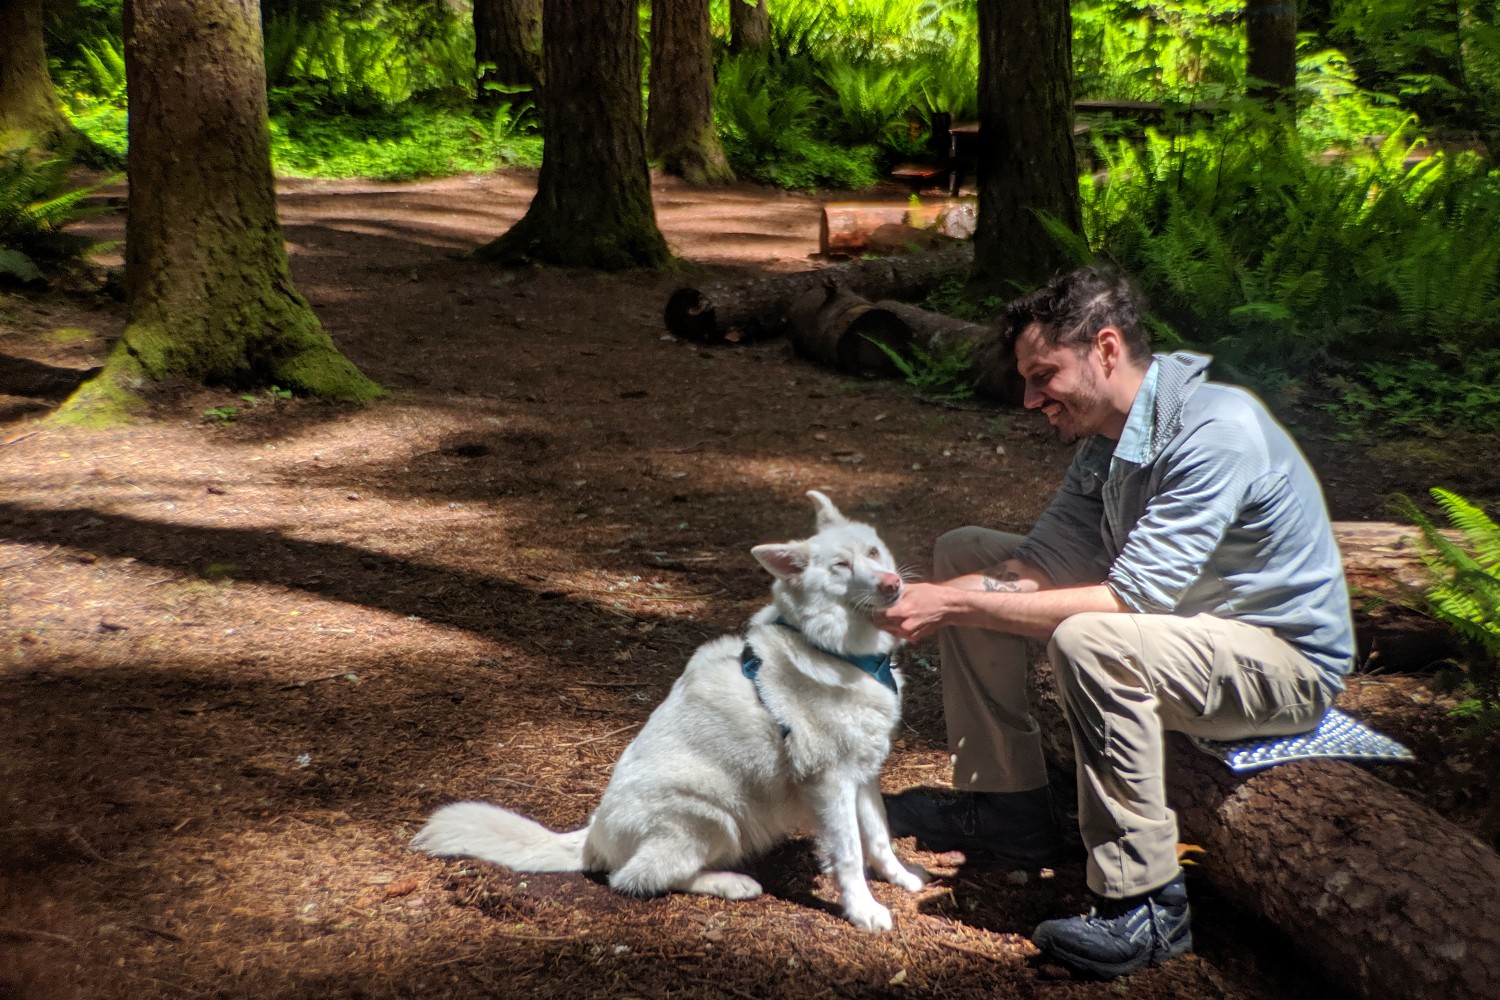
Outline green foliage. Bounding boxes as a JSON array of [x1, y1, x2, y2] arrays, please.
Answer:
[[1073, 108, 1500, 430], [1395, 488, 1500, 736], [55, 40, 129, 168], [262, 4, 473, 107], [919, 276, 1003, 323], [710, 0, 979, 186], [0, 154, 100, 281], [713, 54, 881, 189], [1325, 0, 1500, 139], [270, 101, 540, 181], [1322, 350, 1500, 438], [1072, 0, 1244, 103], [862, 334, 977, 405], [202, 405, 240, 425]]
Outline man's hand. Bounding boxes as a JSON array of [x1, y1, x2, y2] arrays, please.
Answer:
[[875, 577, 1131, 644], [874, 582, 958, 642]]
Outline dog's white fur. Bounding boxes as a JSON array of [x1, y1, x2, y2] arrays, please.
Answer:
[[411, 490, 928, 931]]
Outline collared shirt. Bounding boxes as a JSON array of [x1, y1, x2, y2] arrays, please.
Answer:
[[1015, 352, 1355, 690], [1111, 361, 1159, 471]]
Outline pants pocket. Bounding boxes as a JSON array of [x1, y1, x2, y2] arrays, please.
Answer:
[[1200, 642, 1329, 740]]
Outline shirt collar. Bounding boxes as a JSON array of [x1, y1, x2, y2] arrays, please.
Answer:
[[1111, 360, 1160, 469]]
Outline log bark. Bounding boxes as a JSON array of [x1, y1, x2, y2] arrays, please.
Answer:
[[786, 282, 910, 374], [819, 200, 977, 254], [1015, 536, 1498, 1000], [663, 243, 974, 344]]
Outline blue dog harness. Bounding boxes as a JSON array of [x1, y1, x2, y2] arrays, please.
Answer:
[[739, 618, 898, 736]]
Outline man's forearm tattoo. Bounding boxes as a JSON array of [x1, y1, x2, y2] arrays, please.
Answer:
[[982, 575, 1025, 593]]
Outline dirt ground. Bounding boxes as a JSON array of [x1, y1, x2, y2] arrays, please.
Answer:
[[2, 169, 1498, 1000]]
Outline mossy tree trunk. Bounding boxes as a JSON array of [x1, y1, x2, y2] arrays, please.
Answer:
[[969, 0, 1080, 298], [62, 0, 381, 420], [0, 0, 70, 151], [477, 0, 670, 270], [1245, 0, 1298, 110], [648, 0, 734, 185], [473, 0, 542, 108]]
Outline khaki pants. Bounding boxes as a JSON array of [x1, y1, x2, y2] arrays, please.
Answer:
[[933, 527, 1331, 897]]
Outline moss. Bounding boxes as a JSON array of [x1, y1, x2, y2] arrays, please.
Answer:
[[50, 361, 147, 427], [274, 345, 385, 404], [44, 326, 97, 344]]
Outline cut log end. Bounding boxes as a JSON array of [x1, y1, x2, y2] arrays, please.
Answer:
[[663, 286, 716, 343]]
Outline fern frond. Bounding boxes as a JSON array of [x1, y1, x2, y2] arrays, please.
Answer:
[[1430, 488, 1500, 571]]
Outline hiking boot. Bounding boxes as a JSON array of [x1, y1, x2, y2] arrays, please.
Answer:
[[1031, 873, 1193, 978], [882, 786, 1066, 866]]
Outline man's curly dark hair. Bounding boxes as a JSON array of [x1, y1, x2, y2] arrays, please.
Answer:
[[1002, 265, 1152, 363]]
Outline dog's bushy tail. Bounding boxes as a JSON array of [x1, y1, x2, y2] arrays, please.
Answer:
[[410, 802, 589, 872]]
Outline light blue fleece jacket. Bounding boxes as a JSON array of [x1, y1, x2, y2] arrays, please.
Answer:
[[1015, 351, 1355, 691]]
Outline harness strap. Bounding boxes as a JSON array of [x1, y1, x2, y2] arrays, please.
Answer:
[[740, 643, 791, 738], [739, 619, 900, 737]]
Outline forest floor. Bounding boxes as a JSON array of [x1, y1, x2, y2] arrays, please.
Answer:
[[2, 169, 1498, 1000]]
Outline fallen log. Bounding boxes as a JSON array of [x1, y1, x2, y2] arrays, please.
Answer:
[[662, 243, 974, 344], [819, 199, 977, 255], [1332, 521, 1456, 668], [786, 281, 910, 374], [1016, 567, 1496, 1000], [782, 284, 1022, 403]]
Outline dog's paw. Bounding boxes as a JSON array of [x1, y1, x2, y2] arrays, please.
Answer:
[[870, 855, 930, 892], [688, 870, 763, 900], [843, 897, 894, 932], [889, 861, 929, 893]]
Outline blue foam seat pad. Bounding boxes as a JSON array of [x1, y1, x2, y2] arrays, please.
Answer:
[[1191, 708, 1415, 774]]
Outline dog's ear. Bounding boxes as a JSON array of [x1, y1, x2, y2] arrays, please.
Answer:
[[806, 490, 847, 530], [752, 542, 808, 579]]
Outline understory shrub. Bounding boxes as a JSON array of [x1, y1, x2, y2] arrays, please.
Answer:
[[1396, 488, 1500, 737], [269, 99, 540, 181], [1074, 111, 1500, 433], [0, 154, 100, 283]]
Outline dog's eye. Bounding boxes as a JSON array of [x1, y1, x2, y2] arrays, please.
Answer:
[[834, 560, 851, 571], [868, 547, 880, 558]]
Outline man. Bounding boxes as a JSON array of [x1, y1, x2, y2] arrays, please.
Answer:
[[874, 265, 1354, 978]]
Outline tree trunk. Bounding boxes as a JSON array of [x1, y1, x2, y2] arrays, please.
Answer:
[[1024, 652, 1500, 1000], [970, 0, 1080, 297], [728, 0, 770, 55], [478, 0, 669, 270], [663, 244, 974, 343], [61, 0, 381, 419], [0, 0, 69, 150], [648, 0, 733, 185], [473, 0, 542, 108], [1245, 0, 1298, 110]]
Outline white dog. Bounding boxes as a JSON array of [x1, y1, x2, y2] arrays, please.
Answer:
[[411, 490, 928, 931]]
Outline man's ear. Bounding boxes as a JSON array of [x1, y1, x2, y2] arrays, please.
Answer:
[[1095, 326, 1126, 374], [752, 542, 808, 579]]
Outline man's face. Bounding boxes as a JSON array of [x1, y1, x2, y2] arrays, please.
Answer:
[[1014, 323, 1109, 444]]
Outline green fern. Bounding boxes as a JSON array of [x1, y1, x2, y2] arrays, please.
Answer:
[[861, 334, 977, 405], [0, 154, 100, 279], [1396, 488, 1500, 735]]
